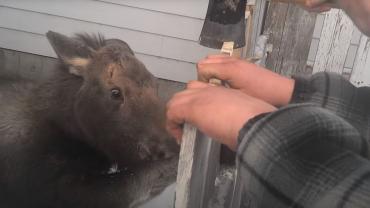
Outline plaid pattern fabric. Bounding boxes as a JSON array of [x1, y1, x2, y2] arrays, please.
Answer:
[[236, 72, 370, 208]]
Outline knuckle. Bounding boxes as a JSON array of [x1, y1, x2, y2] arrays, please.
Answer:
[[187, 80, 198, 88], [196, 63, 205, 72], [165, 106, 174, 119], [166, 98, 175, 109]]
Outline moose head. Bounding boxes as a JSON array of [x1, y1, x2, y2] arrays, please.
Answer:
[[46, 31, 178, 169]]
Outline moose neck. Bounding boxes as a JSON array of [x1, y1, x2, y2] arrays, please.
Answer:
[[28, 68, 85, 140]]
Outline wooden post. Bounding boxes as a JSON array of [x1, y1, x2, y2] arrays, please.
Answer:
[[175, 124, 221, 208], [175, 2, 273, 207], [350, 35, 370, 87], [175, 42, 236, 208], [263, 2, 317, 76], [313, 9, 354, 74], [246, 0, 269, 59], [175, 1, 317, 207]]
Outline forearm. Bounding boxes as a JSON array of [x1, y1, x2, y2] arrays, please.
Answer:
[[257, 71, 294, 107], [339, 0, 370, 36], [196, 56, 295, 107], [242, 64, 295, 107], [291, 72, 370, 136]]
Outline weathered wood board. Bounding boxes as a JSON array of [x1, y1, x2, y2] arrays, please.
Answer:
[[350, 36, 370, 87], [264, 2, 316, 76], [175, 124, 221, 208], [246, 0, 269, 59], [313, 9, 354, 74]]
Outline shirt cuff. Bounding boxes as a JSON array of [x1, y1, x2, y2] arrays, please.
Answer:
[[237, 112, 270, 146], [290, 75, 313, 103]]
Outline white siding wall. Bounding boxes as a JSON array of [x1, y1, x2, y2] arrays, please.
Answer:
[[3, 2, 368, 85], [0, 0, 219, 83], [307, 9, 370, 87]]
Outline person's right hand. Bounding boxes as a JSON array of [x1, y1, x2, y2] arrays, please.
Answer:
[[197, 55, 295, 107], [301, 0, 338, 12], [306, 0, 370, 37], [166, 81, 276, 150]]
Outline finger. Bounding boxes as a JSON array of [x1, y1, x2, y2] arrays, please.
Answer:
[[198, 55, 229, 65], [165, 90, 197, 125], [206, 54, 232, 59], [165, 92, 199, 143], [198, 56, 235, 65], [197, 62, 232, 83], [168, 87, 199, 100], [305, 0, 329, 8], [199, 54, 234, 64], [187, 80, 209, 89], [166, 123, 183, 144], [305, 5, 332, 12], [166, 100, 187, 142]]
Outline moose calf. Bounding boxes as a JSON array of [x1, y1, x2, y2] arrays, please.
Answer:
[[0, 31, 178, 208]]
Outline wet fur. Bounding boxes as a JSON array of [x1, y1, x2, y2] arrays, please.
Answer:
[[0, 32, 178, 208]]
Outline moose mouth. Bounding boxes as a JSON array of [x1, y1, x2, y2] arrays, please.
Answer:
[[101, 142, 176, 177], [98, 137, 177, 175], [136, 141, 176, 162]]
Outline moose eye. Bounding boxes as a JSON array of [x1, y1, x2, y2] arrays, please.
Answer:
[[111, 88, 122, 99]]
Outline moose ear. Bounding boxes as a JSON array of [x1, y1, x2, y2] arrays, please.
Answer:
[[46, 31, 93, 76], [105, 39, 134, 55]]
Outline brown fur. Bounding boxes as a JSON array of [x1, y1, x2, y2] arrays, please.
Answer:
[[0, 31, 179, 208]]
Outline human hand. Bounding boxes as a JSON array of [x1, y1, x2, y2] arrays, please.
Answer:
[[197, 55, 295, 107], [300, 0, 339, 12], [166, 81, 276, 150], [338, 0, 370, 36], [304, 0, 370, 36]]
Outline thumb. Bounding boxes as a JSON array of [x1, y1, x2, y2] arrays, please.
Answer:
[[305, 4, 332, 12], [187, 80, 209, 89], [305, 0, 328, 8]]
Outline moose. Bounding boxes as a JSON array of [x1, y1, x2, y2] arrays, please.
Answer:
[[0, 31, 179, 208]]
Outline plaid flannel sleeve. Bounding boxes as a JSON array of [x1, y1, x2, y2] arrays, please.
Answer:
[[236, 72, 370, 208], [236, 104, 370, 208], [291, 72, 370, 138]]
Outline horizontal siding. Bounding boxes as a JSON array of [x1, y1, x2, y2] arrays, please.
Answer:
[[0, 7, 217, 64], [0, 28, 52, 58], [0, 0, 203, 41], [0, 28, 197, 82], [0, 1, 218, 82], [101, 0, 208, 19], [136, 54, 197, 82]]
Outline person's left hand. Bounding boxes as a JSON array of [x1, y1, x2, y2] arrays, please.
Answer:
[[166, 81, 276, 150]]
